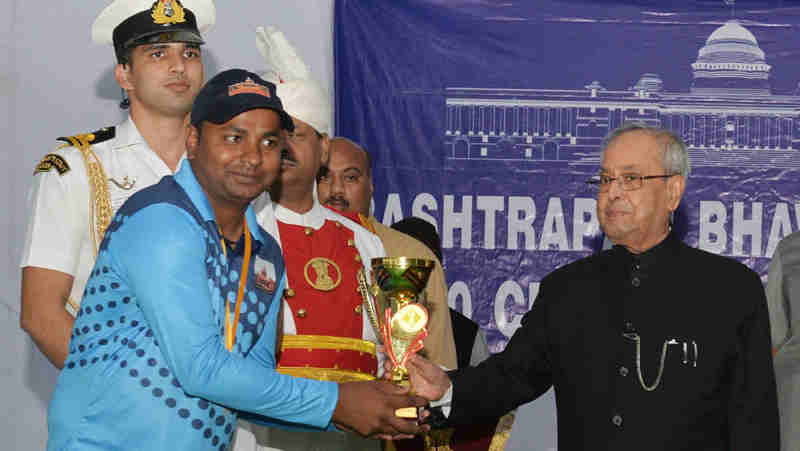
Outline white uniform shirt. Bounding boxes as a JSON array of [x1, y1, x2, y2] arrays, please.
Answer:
[[21, 117, 181, 315]]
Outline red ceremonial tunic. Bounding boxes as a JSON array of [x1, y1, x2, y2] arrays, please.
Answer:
[[276, 219, 377, 381]]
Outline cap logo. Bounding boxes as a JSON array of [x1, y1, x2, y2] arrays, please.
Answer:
[[155, 32, 176, 43], [151, 0, 186, 25], [229, 78, 271, 98]]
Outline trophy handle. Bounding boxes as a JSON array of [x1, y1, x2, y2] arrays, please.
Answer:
[[357, 269, 382, 345]]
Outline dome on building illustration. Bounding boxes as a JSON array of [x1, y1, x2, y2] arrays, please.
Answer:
[[630, 73, 664, 92], [691, 20, 771, 95], [705, 20, 760, 48]]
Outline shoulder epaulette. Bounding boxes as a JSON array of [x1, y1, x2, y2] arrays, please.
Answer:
[[53, 126, 116, 256], [357, 213, 377, 234], [322, 205, 378, 234], [33, 127, 113, 177], [56, 126, 116, 149]]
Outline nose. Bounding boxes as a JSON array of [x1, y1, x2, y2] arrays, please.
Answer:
[[606, 176, 624, 199], [242, 141, 263, 168], [329, 173, 345, 196], [285, 137, 301, 155], [169, 51, 185, 74]]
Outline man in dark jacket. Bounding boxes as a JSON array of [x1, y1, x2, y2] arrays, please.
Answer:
[[404, 123, 780, 451]]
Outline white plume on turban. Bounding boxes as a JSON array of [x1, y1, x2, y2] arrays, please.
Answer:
[[256, 26, 331, 135]]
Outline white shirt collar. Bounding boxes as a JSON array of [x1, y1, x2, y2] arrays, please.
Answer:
[[273, 184, 327, 229], [113, 115, 187, 172], [112, 115, 146, 150], [274, 198, 327, 229]]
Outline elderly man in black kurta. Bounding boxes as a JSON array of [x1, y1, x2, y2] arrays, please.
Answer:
[[404, 123, 779, 451]]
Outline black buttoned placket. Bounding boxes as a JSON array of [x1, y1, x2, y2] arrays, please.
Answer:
[[608, 240, 677, 447]]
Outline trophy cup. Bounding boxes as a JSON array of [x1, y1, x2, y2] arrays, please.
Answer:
[[357, 257, 435, 418]]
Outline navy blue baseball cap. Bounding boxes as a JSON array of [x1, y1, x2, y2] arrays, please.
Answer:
[[190, 69, 294, 131]]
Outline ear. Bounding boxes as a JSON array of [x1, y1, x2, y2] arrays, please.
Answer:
[[319, 133, 331, 166], [186, 124, 200, 160], [666, 175, 686, 212], [115, 63, 134, 91]]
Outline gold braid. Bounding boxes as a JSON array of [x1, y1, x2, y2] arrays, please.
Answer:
[[65, 133, 112, 256], [488, 411, 515, 451]]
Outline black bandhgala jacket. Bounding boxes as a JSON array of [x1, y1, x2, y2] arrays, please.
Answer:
[[448, 233, 779, 451]]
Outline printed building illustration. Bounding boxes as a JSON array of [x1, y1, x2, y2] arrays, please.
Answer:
[[444, 20, 800, 168]]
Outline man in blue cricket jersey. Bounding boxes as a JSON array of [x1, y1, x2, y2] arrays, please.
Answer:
[[46, 69, 426, 451]]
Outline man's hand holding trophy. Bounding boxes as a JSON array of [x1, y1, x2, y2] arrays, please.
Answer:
[[358, 257, 436, 418]]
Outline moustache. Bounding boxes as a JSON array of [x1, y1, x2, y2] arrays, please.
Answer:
[[324, 196, 349, 209]]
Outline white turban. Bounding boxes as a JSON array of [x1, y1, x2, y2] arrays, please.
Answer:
[[256, 26, 331, 135]]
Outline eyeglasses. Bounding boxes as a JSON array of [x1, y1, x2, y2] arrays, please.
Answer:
[[586, 173, 675, 192]]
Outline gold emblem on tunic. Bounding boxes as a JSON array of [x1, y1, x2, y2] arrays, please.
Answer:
[[151, 0, 186, 25], [304, 257, 342, 291]]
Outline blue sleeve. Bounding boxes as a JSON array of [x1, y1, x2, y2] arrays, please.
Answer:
[[109, 204, 339, 429], [237, 272, 335, 432], [243, 272, 284, 369]]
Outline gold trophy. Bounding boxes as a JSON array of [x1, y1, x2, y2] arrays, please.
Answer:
[[357, 257, 435, 418]]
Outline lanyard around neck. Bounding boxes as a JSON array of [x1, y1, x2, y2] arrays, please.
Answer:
[[218, 219, 252, 352]]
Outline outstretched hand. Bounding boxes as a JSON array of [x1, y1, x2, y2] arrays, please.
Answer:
[[383, 354, 451, 402], [332, 380, 428, 439]]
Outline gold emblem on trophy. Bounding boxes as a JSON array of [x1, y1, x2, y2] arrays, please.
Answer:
[[358, 257, 435, 418]]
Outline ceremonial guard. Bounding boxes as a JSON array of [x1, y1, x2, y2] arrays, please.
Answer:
[[319, 138, 510, 451], [20, 0, 215, 369], [232, 27, 385, 451]]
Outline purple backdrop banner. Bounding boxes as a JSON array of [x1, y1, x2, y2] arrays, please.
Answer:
[[334, 0, 800, 352]]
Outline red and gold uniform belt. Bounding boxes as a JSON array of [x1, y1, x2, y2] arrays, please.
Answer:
[[277, 334, 377, 382]]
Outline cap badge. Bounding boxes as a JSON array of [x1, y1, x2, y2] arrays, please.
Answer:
[[228, 78, 271, 98], [151, 0, 186, 25]]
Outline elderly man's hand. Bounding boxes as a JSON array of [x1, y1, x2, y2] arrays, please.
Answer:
[[384, 354, 451, 402], [332, 380, 428, 438]]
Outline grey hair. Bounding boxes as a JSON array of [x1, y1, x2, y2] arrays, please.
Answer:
[[601, 122, 691, 177]]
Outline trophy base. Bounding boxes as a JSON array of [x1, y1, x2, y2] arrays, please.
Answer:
[[392, 372, 409, 385], [395, 407, 418, 419]]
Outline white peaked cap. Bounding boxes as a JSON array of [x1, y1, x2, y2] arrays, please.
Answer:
[[256, 26, 331, 135], [92, 0, 216, 45]]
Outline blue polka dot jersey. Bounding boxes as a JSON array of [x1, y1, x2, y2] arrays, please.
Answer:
[[47, 162, 338, 451]]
